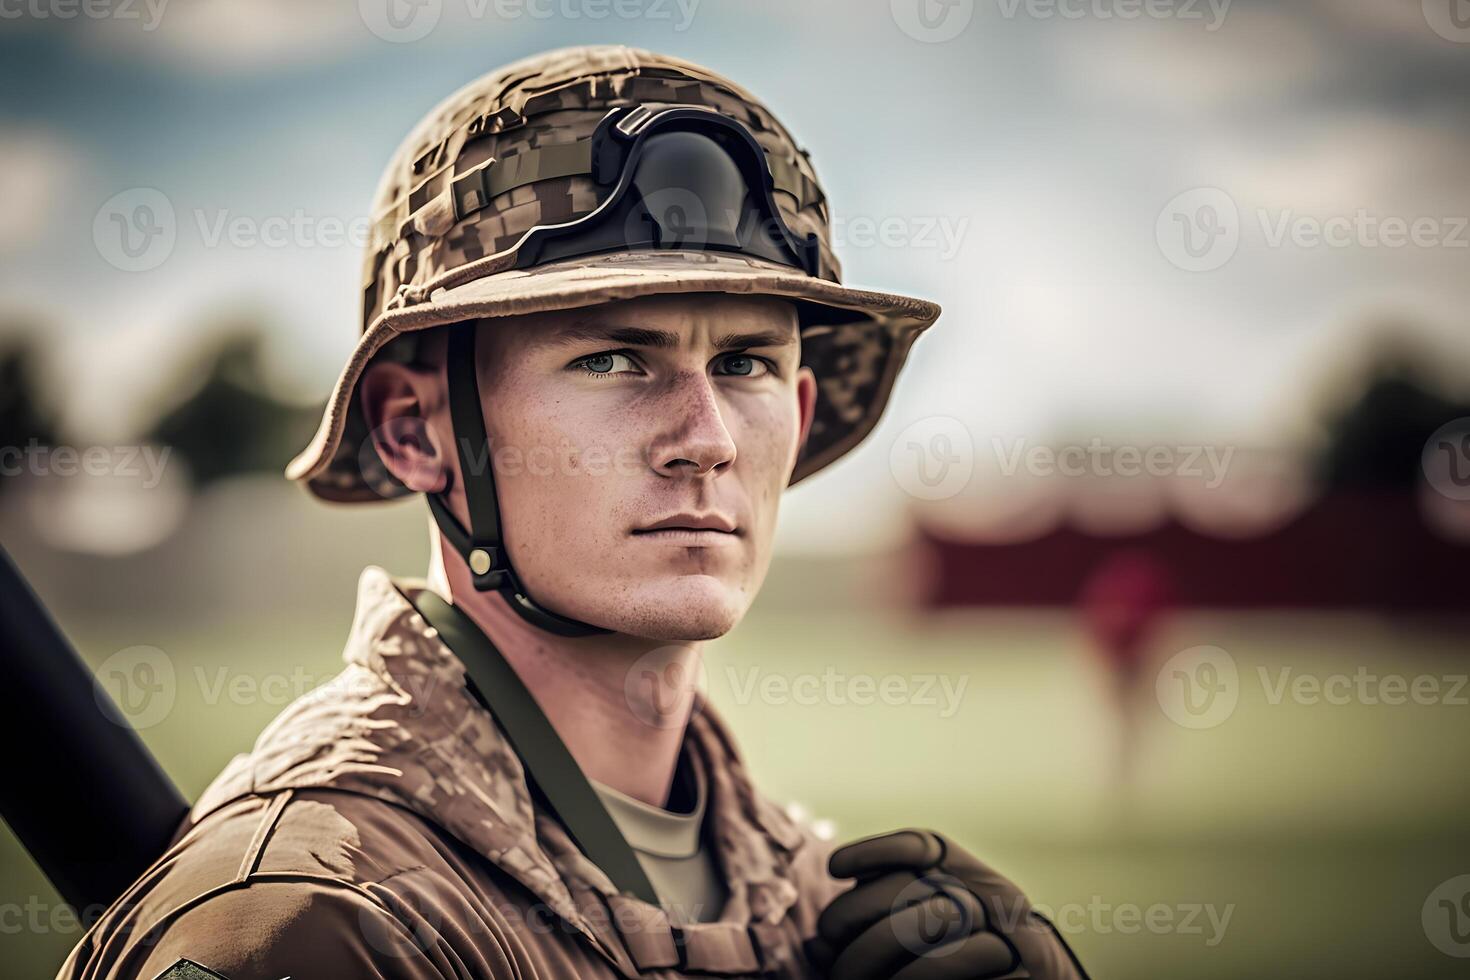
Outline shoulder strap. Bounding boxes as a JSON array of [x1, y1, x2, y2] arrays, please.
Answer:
[[407, 591, 662, 907]]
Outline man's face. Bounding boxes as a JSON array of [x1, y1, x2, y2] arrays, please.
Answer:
[[457, 292, 815, 640]]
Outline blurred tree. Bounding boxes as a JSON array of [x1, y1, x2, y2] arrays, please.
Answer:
[[143, 325, 322, 489], [0, 330, 60, 480], [1316, 345, 1470, 492]]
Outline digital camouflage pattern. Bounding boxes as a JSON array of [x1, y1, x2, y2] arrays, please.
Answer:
[[284, 44, 941, 503], [56, 567, 847, 979]]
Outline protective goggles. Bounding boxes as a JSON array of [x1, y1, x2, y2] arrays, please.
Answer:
[[444, 103, 835, 282]]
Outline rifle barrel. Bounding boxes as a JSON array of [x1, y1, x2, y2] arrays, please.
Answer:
[[0, 544, 189, 914]]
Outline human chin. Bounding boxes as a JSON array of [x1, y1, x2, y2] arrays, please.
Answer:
[[606, 574, 746, 642]]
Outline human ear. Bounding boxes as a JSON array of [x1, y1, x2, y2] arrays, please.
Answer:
[[792, 365, 818, 470], [358, 360, 450, 495]]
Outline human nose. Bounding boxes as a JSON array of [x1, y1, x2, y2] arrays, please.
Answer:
[[647, 371, 738, 478]]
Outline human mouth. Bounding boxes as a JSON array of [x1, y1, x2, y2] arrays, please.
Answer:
[[631, 529, 739, 546], [631, 513, 740, 544]]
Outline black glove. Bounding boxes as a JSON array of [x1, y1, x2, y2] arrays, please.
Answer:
[[805, 829, 1090, 980]]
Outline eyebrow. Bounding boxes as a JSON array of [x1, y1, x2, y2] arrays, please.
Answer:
[[538, 323, 796, 352]]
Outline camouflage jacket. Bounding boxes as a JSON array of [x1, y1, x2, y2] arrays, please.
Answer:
[[57, 567, 845, 979]]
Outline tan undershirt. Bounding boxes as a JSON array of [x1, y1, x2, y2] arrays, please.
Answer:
[[588, 744, 728, 925]]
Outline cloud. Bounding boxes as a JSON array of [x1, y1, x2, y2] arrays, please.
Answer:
[[1050, 5, 1333, 112], [76, 0, 364, 73], [0, 129, 80, 253]]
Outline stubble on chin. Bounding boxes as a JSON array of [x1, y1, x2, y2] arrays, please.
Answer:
[[601, 580, 746, 642]]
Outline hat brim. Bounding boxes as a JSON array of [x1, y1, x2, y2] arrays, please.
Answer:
[[286, 250, 941, 503]]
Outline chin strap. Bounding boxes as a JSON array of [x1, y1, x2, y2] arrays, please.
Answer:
[[427, 323, 611, 638]]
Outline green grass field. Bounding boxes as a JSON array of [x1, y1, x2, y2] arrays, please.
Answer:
[[4, 604, 1467, 978]]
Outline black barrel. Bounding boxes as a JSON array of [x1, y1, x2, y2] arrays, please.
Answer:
[[0, 543, 189, 914]]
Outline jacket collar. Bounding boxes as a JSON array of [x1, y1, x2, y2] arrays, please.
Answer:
[[192, 566, 807, 970]]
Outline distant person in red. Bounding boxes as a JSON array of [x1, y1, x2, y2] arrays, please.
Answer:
[[1080, 551, 1174, 808]]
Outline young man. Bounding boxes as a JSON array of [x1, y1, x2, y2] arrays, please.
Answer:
[[58, 46, 1087, 979]]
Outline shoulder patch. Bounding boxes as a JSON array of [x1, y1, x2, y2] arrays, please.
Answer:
[[152, 958, 231, 980]]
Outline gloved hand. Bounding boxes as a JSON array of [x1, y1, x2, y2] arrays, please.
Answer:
[[805, 829, 1090, 980]]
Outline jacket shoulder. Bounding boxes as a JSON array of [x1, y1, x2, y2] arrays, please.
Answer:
[[104, 877, 445, 980], [56, 789, 470, 980]]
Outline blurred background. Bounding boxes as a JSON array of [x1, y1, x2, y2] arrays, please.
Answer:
[[3, 1, 1469, 977]]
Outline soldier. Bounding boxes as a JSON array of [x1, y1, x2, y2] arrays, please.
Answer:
[[58, 46, 1087, 980]]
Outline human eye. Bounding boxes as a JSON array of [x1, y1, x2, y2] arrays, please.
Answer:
[[712, 353, 773, 378], [570, 351, 643, 378]]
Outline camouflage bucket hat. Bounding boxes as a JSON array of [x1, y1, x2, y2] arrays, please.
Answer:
[[285, 45, 942, 503]]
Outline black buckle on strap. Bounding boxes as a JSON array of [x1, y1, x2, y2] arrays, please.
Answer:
[[670, 924, 689, 972]]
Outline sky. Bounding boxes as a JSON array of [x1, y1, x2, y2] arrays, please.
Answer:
[[2, 0, 1468, 553]]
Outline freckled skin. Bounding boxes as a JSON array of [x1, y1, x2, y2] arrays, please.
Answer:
[[370, 292, 817, 642]]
